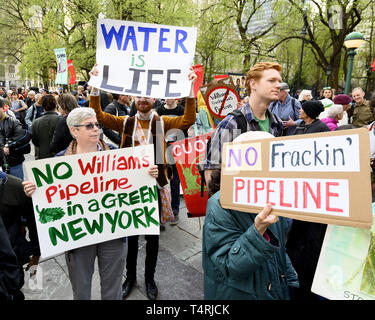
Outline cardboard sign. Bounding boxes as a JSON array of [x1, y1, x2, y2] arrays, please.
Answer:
[[88, 19, 197, 99], [311, 211, 375, 300], [199, 77, 240, 120], [172, 132, 213, 217], [24, 145, 159, 259], [220, 128, 373, 229]]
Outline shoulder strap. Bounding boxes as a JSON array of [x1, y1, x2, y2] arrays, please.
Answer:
[[229, 109, 247, 134], [269, 101, 275, 113], [291, 98, 296, 117]]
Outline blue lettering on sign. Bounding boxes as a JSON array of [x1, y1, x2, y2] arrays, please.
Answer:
[[122, 26, 138, 51], [138, 27, 157, 52], [158, 28, 171, 52], [175, 30, 188, 53], [101, 24, 125, 50], [100, 24, 189, 53]]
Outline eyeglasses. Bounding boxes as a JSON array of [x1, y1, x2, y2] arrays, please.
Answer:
[[73, 122, 102, 130]]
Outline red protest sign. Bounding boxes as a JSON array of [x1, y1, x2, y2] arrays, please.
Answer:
[[192, 64, 204, 98], [67, 59, 76, 85], [172, 132, 213, 217]]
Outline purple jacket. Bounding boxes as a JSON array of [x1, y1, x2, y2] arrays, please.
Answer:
[[321, 117, 338, 131]]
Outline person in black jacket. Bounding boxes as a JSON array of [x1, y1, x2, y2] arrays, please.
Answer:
[[50, 93, 78, 155], [1, 171, 41, 300], [286, 99, 330, 300], [32, 94, 61, 159], [293, 100, 330, 135], [0, 171, 21, 301], [0, 99, 30, 180], [156, 98, 187, 225], [102, 94, 131, 146]]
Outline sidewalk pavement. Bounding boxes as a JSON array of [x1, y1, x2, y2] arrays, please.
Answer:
[[21, 195, 205, 300]]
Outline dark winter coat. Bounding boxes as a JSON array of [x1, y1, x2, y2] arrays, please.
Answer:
[[49, 115, 72, 155], [0, 116, 28, 167], [202, 192, 299, 300], [294, 119, 330, 135]]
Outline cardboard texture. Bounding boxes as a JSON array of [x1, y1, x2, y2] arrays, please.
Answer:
[[199, 77, 240, 120], [220, 128, 373, 229]]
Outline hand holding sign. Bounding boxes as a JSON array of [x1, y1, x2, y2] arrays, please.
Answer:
[[254, 203, 278, 235]]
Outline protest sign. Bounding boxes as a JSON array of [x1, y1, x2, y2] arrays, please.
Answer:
[[192, 64, 204, 98], [24, 145, 159, 259], [199, 77, 240, 120], [67, 59, 76, 85], [54, 48, 68, 85], [311, 210, 375, 300], [172, 132, 213, 217], [220, 128, 373, 228], [88, 19, 197, 99]]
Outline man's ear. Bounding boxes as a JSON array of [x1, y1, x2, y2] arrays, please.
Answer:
[[249, 79, 257, 92]]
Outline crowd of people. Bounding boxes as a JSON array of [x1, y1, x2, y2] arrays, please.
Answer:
[[0, 60, 374, 301]]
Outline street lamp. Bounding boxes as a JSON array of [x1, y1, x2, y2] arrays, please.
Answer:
[[297, 11, 308, 93], [344, 31, 365, 94], [326, 65, 333, 87]]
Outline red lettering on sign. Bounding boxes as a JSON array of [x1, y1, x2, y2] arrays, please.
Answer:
[[326, 182, 343, 213]]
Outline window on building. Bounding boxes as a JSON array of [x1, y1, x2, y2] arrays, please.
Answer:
[[9, 65, 15, 78], [0, 65, 5, 77]]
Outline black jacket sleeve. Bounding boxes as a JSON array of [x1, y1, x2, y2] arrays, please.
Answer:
[[0, 213, 20, 301], [6, 118, 31, 152], [50, 117, 73, 155]]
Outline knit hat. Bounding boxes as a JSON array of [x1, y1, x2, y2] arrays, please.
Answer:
[[333, 94, 352, 105], [302, 100, 324, 119]]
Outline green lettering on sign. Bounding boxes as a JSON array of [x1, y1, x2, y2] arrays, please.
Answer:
[[67, 218, 87, 241], [49, 224, 69, 246]]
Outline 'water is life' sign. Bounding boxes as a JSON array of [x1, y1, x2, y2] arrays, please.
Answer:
[[24, 144, 159, 259], [88, 19, 197, 99]]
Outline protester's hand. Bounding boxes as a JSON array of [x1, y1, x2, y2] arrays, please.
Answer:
[[254, 203, 278, 235], [188, 67, 197, 83], [188, 67, 197, 97], [22, 181, 37, 197], [25, 255, 40, 277], [282, 117, 296, 128], [89, 64, 99, 77], [148, 165, 158, 178], [3, 146, 9, 156]]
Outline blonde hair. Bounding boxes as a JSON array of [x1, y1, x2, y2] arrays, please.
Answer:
[[245, 62, 282, 94]]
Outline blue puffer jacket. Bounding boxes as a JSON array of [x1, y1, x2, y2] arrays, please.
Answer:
[[202, 192, 299, 300]]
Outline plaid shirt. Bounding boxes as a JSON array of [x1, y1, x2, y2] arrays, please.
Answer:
[[203, 102, 283, 170]]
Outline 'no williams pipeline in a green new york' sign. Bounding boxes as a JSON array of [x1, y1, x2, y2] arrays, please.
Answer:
[[24, 144, 159, 259]]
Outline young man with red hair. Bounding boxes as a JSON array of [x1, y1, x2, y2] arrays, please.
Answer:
[[203, 62, 284, 196]]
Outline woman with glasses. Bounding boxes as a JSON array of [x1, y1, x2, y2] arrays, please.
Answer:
[[22, 107, 159, 300]]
